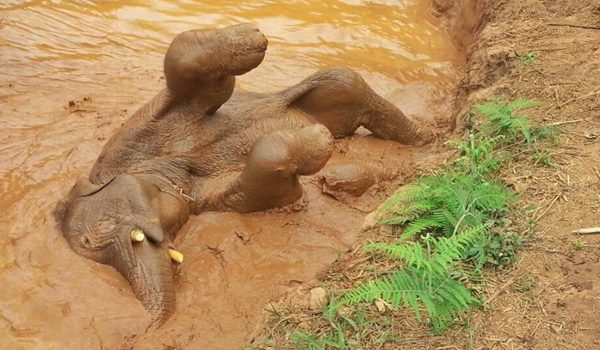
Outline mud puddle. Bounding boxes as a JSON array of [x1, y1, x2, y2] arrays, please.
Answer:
[[0, 1, 464, 349]]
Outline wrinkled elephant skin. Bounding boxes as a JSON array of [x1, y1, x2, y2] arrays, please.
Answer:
[[55, 24, 433, 325]]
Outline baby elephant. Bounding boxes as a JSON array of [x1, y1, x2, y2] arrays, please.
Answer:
[[55, 24, 433, 325]]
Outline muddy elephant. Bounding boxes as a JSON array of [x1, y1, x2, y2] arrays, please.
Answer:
[[55, 24, 433, 325]]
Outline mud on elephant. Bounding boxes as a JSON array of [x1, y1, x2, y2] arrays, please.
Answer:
[[55, 23, 433, 325]]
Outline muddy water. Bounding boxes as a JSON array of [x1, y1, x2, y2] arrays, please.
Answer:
[[0, 1, 462, 349]]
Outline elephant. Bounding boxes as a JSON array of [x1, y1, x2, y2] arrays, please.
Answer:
[[54, 23, 433, 325]]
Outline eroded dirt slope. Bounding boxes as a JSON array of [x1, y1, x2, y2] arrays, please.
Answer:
[[458, 0, 600, 348]]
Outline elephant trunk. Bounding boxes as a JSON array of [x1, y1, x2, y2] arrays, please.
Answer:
[[111, 238, 176, 325]]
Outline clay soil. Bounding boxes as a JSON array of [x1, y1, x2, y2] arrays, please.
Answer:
[[252, 1, 600, 349]]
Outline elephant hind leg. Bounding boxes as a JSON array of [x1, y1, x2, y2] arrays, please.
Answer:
[[282, 67, 433, 146], [196, 124, 334, 213], [164, 24, 268, 113]]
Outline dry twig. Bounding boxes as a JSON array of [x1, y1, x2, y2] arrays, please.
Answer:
[[535, 193, 561, 222], [546, 119, 585, 126], [547, 23, 600, 30], [484, 274, 523, 306], [571, 227, 600, 234]]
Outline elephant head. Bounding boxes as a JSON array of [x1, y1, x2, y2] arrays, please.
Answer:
[[55, 174, 179, 324]]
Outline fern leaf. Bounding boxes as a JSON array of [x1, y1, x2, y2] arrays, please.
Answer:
[[401, 216, 445, 239], [329, 269, 477, 331], [507, 98, 539, 111]]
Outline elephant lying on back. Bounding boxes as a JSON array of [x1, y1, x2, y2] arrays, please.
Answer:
[[55, 24, 433, 325]]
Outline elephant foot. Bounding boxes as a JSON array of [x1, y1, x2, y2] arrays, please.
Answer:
[[197, 124, 334, 213], [319, 163, 376, 199], [164, 24, 268, 94]]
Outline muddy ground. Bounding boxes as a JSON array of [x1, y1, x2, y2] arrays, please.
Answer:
[[1, 0, 599, 349], [254, 0, 600, 349]]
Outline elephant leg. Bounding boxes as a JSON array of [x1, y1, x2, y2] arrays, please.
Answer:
[[280, 67, 433, 146], [89, 24, 268, 183], [164, 23, 268, 113], [195, 124, 334, 213]]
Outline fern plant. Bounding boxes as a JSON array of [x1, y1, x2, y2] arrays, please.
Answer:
[[474, 98, 539, 144], [378, 173, 513, 240], [320, 99, 547, 336], [449, 133, 504, 177], [327, 226, 487, 331]]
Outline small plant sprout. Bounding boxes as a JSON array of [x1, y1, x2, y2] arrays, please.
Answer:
[[520, 51, 538, 65], [572, 239, 585, 251], [534, 150, 554, 166], [515, 275, 537, 293]]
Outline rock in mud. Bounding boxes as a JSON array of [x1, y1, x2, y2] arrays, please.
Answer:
[[309, 287, 329, 311], [374, 299, 386, 313], [361, 211, 380, 231]]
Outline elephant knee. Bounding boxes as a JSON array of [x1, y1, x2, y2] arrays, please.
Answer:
[[246, 125, 333, 178], [319, 67, 365, 91], [246, 134, 296, 177], [289, 124, 334, 175]]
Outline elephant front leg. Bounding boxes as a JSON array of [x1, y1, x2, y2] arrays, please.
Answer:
[[195, 124, 334, 213]]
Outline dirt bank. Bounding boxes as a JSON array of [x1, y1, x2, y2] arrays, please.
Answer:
[[455, 1, 600, 348], [253, 0, 600, 349]]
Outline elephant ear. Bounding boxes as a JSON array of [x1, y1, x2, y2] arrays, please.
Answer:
[[55, 177, 102, 232], [70, 177, 116, 197]]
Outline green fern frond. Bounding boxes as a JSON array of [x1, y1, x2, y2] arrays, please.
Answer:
[[365, 241, 428, 269], [346, 225, 489, 330], [474, 98, 539, 145], [507, 98, 540, 111], [326, 268, 478, 331], [378, 201, 436, 226], [378, 184, 431, 212], [401, 216, 445, 239], [379, 173, 512, 239]]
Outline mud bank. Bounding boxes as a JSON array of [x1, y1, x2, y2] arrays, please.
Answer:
[[0, 1, 483, 349]]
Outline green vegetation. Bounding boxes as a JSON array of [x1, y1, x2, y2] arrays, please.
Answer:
[[571, 239, 585, 251], [272, 99, 556, 347], [520, 51, 538, 65], [327, 226, 485, 331], [290, 307, 379, 350], [465, 231, 522, 269], [515, 275, 537, 293], [377, 174, 512, 235], [320, 98, 553, 333]]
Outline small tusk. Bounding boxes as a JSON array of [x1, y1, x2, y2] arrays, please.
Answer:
[[130, 228, 145, 242], [169, 249, 184, 264]]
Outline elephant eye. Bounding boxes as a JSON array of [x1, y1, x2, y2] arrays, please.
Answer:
[[96, 218, 118, 236]]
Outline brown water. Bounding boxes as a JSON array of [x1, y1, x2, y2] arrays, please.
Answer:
[[0, 1, 462, 349]]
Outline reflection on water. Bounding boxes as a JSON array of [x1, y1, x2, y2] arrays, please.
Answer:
[[0, 1, 462, 349]]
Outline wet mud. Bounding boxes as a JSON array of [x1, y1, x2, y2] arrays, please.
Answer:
[[0, 1, 468, 349]]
